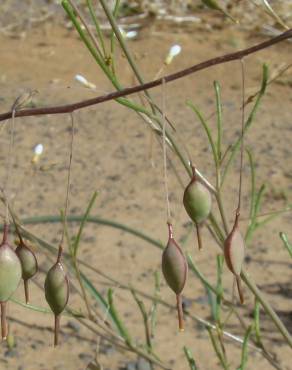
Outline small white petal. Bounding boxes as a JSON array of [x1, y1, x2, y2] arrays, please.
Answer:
[[34, 144, 44, 155], [165, 44, 182, 65], [169, 44, 181, 57], [75, 74, 89, 85], [125, 30, 138, 39], [75, 74, 96, 89]]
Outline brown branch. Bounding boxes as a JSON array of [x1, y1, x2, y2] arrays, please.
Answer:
[[1, 29, 292, 122]]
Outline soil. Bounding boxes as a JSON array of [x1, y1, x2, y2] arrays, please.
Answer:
[[0, 8, 292, 370]]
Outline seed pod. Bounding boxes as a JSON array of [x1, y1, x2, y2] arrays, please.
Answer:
[[224, 214, 245, 304], [45, 261, 69, 346], [162, 223, 188, 331], [15, 240, 38, 304], [183, 167, 211, 250], [0, 223, 22, 339]]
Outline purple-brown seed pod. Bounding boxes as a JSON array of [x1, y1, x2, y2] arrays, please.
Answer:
[[162, 223, 188, 330]]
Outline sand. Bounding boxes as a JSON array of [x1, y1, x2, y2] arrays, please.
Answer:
[[0, 13, 291, 370]]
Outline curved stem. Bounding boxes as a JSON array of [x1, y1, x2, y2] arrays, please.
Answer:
[[1, 29, 292, 122]]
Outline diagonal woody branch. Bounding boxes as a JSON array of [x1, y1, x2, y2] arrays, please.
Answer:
[[0, 29, 292, 122]]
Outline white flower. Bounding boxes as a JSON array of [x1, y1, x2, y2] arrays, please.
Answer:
[[125, 30, 138, 39], [34, 144, 43, 155], [32, 143, 44, 164], [165, 44, 182, 65], [75, 74, 96, 90]]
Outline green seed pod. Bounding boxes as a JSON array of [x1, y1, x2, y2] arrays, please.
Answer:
[[183, 167, 211, 249], [0, 245, 22, 302], [45, 262, 69, 315], [224, 214, 245, 304], [162, 223, 187, 330], [16, 243, 38, 281], [0, 224, 22, 339], [183, 175, 211, 225], [15, 241, 38, 304], [162, 235, 187, 295], [45, 261, 69, 346]]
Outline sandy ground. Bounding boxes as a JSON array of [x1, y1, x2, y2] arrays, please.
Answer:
[[0, 13, 291, 370]]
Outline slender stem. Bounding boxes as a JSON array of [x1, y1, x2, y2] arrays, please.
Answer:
[[8, 214, 292, 349], [4, 107, 15, 223], [87, 0, 106, 56], [2, 223, 9, 244], [241, 269, 292, 347], [176, 294, 184, 332], [54, 314, 60, 346], [214, 80, 223, 161], [237, 59, 246, 215], [236, 275, 244, 304], [24, 280, 30, 304], [77, 317, 171, 370], [1, 29, 292, 122], [207, 327, 230, 370], [0, 302, 7, 340], [98, 0, 156, 114], [14, 219, 286, 369], [58, 113, 74, 262], [195, 223, 203, 251], [215, 191, 229, 235], [62, 0, 119, 89], [73, 258, 93, 319], [162, 79, 171, 222], [68, 0, 103, 59], [56, 245, 63, 263]]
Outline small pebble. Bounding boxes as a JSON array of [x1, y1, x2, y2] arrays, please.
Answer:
[[67, 320, 81, 333], [137, 358, 152, 370], [125, 362, 136, 370], [79, 353, 93, 362], [4, 349, 19, 358], [101, 345, 115, 356]]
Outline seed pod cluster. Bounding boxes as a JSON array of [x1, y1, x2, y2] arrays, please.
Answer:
[[183, 167, 212, 250], [16, 238, 38, 304], [162, 223, 188, 331], [45, 260, 69, 346], [0, 224, 22, 339], [224, 214, 245, 304]]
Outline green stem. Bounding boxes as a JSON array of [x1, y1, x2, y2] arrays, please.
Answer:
[[73, 258, 93, 319], [87, 0, 107, 56], [207, 327, 230, 370], [215, 190, 229, 235], [13, 220, 282, 368], [9, 215, 292, 349], [241, 269, 292, 347], [98, 0, 155, 111], [62, 0, 119, 89]]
